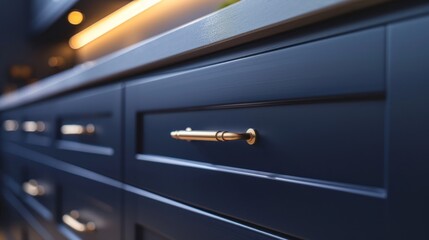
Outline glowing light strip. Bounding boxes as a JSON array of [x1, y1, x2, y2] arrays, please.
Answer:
[[69, 0, 161, 49]]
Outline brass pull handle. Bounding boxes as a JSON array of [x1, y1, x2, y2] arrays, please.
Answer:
[[22, 121, 46, 133], [171, 128, 256, 145], [3, 120, 19, 132], [61, 124, 95, 135], [63, 210, 96, 232], [22, 179, 45, 196]]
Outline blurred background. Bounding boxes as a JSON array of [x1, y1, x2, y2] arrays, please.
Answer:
[[0, 0, 239, 94]]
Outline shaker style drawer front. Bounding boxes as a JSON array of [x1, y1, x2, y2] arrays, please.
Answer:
[[125, 27, 385, 112], [126, 101, 386, 239], [53, 84, 122, 179], [21, 161, 57, 222], [124, 189, 286, 240], [137, 100, 384, 187], [2, 188, 57, 240], [124, 27, 387, 239], [2, 153, 27, 189], [22, 102, 55, 152], [59, 173, 121, 240], [1, 109, 23, 143]]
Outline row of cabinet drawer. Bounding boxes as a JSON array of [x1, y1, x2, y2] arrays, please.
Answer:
[[2, 152, 286, 240], [2, 26, 387, 239]]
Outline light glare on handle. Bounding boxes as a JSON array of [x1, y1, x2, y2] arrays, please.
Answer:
[[61, 124, 95, 135], [22, 179, 45, 196], [62, 210, 96, 232]]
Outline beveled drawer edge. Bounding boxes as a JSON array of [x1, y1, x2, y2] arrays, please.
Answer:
[[23, 194, 53, 221], [4, 142, 122, 189], [136, 154, 387, 199], [124, 184, 287, 240], [56, 140, 114, 156], [3, 174, 54, 221], [3, 174, 21, 196], [2, 188, 55, 240]]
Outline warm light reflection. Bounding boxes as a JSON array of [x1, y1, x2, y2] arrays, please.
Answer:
[[3, 120, 19, 131], [69, 0, 161, 49], [48, 56, 65, 67], [68, 10, 84, 25]]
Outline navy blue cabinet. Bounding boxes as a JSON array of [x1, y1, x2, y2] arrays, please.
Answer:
[[386, 14, 429, 239], [124, 27, 387, 239], [2, 3, 429, 240]]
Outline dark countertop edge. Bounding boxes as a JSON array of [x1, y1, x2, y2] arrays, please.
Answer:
[[0, 0, 388, 111]]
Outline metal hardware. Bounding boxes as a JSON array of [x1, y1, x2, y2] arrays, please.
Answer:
[[171, 128, 257, 145], [22, 121, 46, 133], [63, 210, 96, 232], [3, 120, 19, 131], [61, 124, 95, 135], [22, 179, 45, 196]]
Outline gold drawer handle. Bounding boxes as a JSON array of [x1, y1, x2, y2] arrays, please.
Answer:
[[22, 121, 46, 133], [63, 210, 96, 232], [22, 179, 45, 196], [171, 128, 256, 145], [61, 124, 95, 135], [3, 120, 19, 132]]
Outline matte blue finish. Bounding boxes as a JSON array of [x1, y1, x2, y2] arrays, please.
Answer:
[[2, 4, 429, 240], [58, 172, 122, 240], [1, 108, 24, 143], [51, 84, 122, 180], [124, 27, 387, 239], [124, 187, 287, 240], [1, 153, 27, 185], [21, 101, 56, 155], [126, 27, 385, 112], [22, 160, 57, 222], [386, 15, 429, 238], [138, 100, 385, 187], [2, 189, 56, 240]]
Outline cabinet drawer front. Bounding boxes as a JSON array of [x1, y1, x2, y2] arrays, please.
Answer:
[[59, 173, 121, 240], [126, 100, 386, 239], [124, 189, 286, 240], [2, 153, 27, 188], [53, 84, 122, 179], [126, 27, 385, 112], [21, 161, 58, 222], [136, 100, 384, 187], [2, 189, 58, 240], [125, 27, 387, 239], [22, 102, 55, 153], [1, 109, 23, 143]]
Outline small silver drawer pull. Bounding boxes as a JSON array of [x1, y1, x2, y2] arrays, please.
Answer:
[[63, 210, 96, 232], [22, 179, 45, 196], [3, 120, 19, 131], [22, 121, 46, 132], [171, 128, 257, 145], [61, 124, 95, 135]]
